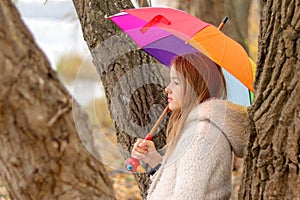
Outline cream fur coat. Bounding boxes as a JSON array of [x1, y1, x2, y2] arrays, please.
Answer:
[[147, 99, 247, 200]]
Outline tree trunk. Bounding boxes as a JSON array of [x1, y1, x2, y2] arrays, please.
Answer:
[[178, 0, 251, 51], [0, 0, 116, 199], [239, 0, 300, 199], [72, 0, 169, 198]]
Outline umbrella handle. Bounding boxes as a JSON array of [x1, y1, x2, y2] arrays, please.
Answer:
[[146, 106, 170, 139], [124, 106, 170, 173], [218, 16, 228, 30]]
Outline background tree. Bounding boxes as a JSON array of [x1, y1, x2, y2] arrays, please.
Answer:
[[0, 0, 116, 199], [239, 0, 300, 199], [72, 0, 168, 198]]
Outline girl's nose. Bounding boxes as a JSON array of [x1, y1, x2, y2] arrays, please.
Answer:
[[165, 86, 171, 94]]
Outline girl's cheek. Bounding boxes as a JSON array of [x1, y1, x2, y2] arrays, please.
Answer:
[[175, 88, 183, 99]]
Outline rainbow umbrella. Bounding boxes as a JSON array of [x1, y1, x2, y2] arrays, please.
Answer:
[[109, 7, 255, 94]]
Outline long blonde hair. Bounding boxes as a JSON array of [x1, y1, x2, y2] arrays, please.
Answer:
[[165, 52, 227, 157]]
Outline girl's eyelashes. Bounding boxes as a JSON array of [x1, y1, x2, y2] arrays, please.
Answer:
[[170, 77, 180, 85], [169, 80, 179, 86]]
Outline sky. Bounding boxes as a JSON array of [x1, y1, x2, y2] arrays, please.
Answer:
[[15, 0, 101, 106], [15, 0, 89, 68], [14, 0, 164, 69]]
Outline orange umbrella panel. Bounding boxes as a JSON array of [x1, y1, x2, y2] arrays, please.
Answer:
[[188, 26, 254, 92]]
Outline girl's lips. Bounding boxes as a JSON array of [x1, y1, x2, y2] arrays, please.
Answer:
[[168, 97, 173, 102]]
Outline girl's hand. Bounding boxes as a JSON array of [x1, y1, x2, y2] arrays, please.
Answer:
[[131, 138, 163, 168]]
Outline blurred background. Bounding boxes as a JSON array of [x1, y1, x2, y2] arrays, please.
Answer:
[[0, 0, 260, 199]]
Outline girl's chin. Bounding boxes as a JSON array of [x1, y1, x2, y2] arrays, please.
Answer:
[[168, 103, 180, 111]]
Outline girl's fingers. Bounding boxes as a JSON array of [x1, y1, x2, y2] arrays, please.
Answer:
[[134, 139, 145, 148], [131, 150, 146, 160], [134, 146, 148, 154], [138, 143, 148, 151], [138, 140, 146, 147], [134, 139, 148, 151]]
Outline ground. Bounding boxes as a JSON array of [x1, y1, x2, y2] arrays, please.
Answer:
[[0, 169, 242, 200]]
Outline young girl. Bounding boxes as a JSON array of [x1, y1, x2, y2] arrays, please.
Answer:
[[132, 52, 247, 199]]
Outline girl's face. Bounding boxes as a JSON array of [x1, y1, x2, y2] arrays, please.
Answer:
[[165, 67, 183, 111]]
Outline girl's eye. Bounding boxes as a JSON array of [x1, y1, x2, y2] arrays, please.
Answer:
[[174, 81, 179, 85]]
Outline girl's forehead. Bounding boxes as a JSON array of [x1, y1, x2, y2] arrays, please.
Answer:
[[170, 67, 179, 77]]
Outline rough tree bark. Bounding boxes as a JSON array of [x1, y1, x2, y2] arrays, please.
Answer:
[[239, 0, 300, 199], [178, 0, 251, 51], [0, 0, 116, 199], [72, 0, 168, 198]]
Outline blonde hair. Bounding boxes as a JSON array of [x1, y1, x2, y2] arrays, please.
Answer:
[[165, 52, 227, 157]]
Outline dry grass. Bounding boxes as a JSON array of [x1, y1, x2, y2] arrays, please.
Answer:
[[0, 181, 9, 200]]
